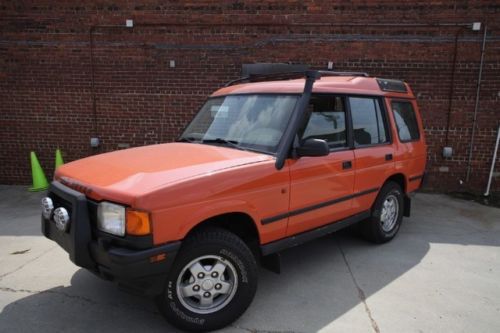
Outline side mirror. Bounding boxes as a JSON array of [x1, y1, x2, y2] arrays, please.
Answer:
[[296, 139, 329, 157]]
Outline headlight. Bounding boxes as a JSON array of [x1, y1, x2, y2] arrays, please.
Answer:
[[97, 202, 125, 236]]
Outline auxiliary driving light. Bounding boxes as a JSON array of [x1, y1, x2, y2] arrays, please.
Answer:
[[53, 207, 70, 232], [41, 197, 54, 219]]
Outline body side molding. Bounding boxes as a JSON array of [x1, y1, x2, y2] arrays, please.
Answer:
[[260, 210, 370, 256]]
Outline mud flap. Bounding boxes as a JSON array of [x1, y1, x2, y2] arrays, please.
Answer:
[[261, 252, 281, 274], [403, 195, 411, 217]]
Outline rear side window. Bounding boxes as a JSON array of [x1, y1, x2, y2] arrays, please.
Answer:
[[392, 101, 420, 142], [302, 95, 347, 149], [349, 97, 388, 146]]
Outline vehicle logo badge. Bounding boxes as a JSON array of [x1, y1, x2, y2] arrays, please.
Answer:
[[53, 207, 70, 232]]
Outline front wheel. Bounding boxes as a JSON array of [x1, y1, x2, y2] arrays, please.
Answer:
[[362, 181, 404, 243], [156, 228, 258, 332]]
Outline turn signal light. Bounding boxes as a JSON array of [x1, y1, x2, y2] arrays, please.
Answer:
[[126, 209, 151, 236], [150, 253, 166, 263]]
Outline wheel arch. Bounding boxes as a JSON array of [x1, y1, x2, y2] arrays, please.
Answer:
[[185, 212, 261, 252], [384, 173, 407, 194], [383, 173, 411, 217]]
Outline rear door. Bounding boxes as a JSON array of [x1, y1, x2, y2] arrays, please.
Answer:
[[287, 95, 356, 236], [349, 96, 396, 212], [389, 98, 427, 192]]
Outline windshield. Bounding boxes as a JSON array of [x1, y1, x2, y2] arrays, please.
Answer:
[[180, 94, 299, 154]]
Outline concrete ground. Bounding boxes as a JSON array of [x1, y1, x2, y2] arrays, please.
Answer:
[[0, 186, 499, 333]]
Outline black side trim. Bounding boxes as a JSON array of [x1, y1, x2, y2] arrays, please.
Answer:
[[261, 187, 379, 225], [261, 210, 370, 256], [409, 174, 424, 182], [262, 212, 290, 225]]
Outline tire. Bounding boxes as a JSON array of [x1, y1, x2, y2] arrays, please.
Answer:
[[361, 181, 404, 243], [156, 228, 258, 332]]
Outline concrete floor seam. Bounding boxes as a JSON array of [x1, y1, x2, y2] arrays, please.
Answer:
[[337, 237, 381, 333], [0, 245, 57, 281], [1, 190, 499, 332], [0, 286, 160, 316]]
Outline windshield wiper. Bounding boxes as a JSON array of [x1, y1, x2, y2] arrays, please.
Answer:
[[202, 138, 243, 150]]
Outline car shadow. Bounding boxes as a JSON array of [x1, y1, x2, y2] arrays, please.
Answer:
[[1, 193, 499, 332]]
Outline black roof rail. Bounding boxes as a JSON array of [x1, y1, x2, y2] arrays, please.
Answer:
[[317, 70, 370, 77], [224, 70, 370, 87], [224, 71, 306, 87]]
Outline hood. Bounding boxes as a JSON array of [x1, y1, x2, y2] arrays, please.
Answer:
[[55, 143, 271, 204]]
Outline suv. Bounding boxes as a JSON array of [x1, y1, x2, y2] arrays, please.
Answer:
[[41, 71, 426, 331]]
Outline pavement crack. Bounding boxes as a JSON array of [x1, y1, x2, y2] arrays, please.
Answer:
[[0, 286, 159, 316], [0, 245, 57, 280], [10, 248, 30, 255], [337, 238, 380, 333]]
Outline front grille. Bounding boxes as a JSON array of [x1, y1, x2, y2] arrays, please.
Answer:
[[87, 200, 99, 241], [50, 193, 73, 218], [87, 200, 99, 227]]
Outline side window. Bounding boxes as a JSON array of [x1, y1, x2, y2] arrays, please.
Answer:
[[392, 101, 420, 142], [302, 95, 347, 149], [349, 97, 388, 146]]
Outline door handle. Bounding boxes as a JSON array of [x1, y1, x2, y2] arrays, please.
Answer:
[[385, 154, 393, 161], [342, 161, 352, 170]]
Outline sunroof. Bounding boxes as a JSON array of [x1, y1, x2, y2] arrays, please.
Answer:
[[376, 78, 407, 93]]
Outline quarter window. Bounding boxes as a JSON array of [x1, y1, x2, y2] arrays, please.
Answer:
[[349, 97, 388, 146], [302, 95, 347, 149], [392, 101, 420, 142]]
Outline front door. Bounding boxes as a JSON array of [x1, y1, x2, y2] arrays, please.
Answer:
[[287, 95, 356, 236]]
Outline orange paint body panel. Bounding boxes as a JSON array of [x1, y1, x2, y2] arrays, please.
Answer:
[[54, 76, 426, 247], [287, 151, 356, 235], [42, 73, 429, 330]]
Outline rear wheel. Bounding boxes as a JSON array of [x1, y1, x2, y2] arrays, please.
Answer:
[[156, 228, 258, 332], [362, 181, 404, 243]]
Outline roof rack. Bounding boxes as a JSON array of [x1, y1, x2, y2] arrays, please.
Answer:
[[224, 70, 370, 87], [224, 71, 304, 87], [317, 70, 369, 77]]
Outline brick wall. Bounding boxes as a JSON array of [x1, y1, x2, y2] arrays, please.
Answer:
[[1, 1, 499, 193]]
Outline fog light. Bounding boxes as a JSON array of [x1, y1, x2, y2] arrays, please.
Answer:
[[54, 207, 70, 232], [41, 197, 54, 219]]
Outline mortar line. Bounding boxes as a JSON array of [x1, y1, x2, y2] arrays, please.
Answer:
[[336, 238, 380, 333]]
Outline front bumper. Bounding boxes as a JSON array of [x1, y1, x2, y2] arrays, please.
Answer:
[[41, 181, 180, 296]]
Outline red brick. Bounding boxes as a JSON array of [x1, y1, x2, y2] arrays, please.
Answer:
[[1, 1, 499, 193]]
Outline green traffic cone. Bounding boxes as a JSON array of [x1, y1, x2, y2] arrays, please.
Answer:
[[29, 151, 49, 192], [55, 149, 64, 169]]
